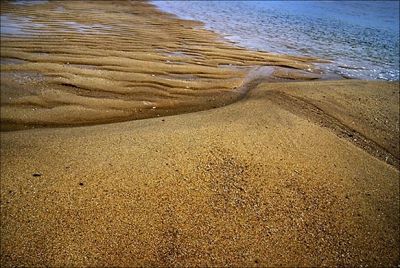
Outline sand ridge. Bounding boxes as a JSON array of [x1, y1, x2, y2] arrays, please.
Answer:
[[251, 81, 400, 168], [1, 80, 399, 267]]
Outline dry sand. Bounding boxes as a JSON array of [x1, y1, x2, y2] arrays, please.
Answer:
[[1, 0, 399, 267], [1, 80, 399, 267]]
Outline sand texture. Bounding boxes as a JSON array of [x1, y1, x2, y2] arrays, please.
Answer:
[[0, 0, 326, 131], [1, 79, 399, 267], [1, 0, 399, 267]]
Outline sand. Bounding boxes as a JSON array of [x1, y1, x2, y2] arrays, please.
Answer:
[[0, 0, 326, 131], [1, 79, 399, 267], [1, 0, 399, 267]]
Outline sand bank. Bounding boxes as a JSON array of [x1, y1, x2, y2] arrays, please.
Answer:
[[1, 79, 399, 266], [1, 0, 399, 267]]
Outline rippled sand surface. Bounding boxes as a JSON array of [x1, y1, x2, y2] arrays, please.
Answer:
[[0, 0, 323, 130], [154, 1, 400, 81]]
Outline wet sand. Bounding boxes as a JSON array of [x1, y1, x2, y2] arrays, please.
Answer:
[[1, 0, 399, 267], [0, 0, 325, 131]]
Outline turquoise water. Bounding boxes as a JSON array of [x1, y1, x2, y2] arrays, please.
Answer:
[[153, 1, 400, 81]]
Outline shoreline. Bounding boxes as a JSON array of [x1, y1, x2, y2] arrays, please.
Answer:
[[152, 1, 400, 81], [1, 1, 399, 266], [0, 0, 335, 131]]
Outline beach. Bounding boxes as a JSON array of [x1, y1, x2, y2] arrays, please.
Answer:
[[1, 1, 399, 266]]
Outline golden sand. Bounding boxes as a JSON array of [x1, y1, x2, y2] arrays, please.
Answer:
[[0, 0, 399, 267], [0, 0, 325, 130], [1, 80, 399, 266]]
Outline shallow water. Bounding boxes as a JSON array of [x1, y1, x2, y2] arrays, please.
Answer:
[[0, 14, 113, 36], [0, 14, 46, 35], [153, 1, 400, 81]]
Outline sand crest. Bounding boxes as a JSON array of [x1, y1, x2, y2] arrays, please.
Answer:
[[1, 79, 399, 266]]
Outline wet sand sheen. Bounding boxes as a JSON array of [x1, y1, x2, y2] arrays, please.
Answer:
[[0, 0, 326, 130]]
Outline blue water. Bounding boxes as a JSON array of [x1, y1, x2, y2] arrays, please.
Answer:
[[153, 1, 400, 81]]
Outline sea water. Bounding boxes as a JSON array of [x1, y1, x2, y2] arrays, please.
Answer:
[[153, 1, 400, 81]]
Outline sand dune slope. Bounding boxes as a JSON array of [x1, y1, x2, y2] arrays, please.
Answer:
[[1, 80, 398, 267]]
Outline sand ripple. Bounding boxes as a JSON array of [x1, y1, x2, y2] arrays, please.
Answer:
[[1, 0, 320, 130]]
